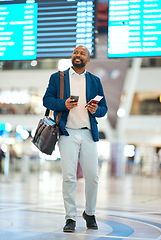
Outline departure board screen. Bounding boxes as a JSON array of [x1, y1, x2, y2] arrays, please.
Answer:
[[107, 0, 161, 58], [0, 0, 96, 60]]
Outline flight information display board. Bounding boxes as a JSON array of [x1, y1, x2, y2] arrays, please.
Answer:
[[107, 0, 161, 58], [0, 0, 96, 60]]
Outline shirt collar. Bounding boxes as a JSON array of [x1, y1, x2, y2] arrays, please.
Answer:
[[70, 67, 86, 76]]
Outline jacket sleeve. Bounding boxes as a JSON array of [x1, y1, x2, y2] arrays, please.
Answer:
[[43, 72, 68, 112], [92, 78, 108, 118]]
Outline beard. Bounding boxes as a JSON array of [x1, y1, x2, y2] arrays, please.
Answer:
[[72, 58, 86, 68]]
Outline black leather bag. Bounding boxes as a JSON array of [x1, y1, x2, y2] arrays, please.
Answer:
[[32, 71, 64, 155]]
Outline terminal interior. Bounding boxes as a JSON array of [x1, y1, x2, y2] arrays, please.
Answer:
[[0, 1, 161, 240]]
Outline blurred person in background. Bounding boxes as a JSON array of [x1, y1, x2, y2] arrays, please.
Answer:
[[0, 147, 5, 174], [43, 45, 107, 232]]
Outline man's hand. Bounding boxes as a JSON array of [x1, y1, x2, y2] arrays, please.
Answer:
[[65, 98, 78, 110], [86, 103, 98, 114]]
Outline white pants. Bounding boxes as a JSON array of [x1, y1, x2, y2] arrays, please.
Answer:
[[58, 128, 99, 221]]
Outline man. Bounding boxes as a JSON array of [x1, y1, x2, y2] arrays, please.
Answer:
[[43, 45, 108, 232]]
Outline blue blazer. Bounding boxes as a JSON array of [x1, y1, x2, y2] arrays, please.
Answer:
[[43, 68, 108, 142]]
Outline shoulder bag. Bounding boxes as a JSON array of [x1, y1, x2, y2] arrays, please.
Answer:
[[32, 71, 64, 155]]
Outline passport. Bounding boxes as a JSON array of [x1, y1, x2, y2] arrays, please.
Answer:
[[85, 95, 103, 108]]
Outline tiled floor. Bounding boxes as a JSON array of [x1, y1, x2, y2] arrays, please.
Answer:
[[0, 162, 161, 240]]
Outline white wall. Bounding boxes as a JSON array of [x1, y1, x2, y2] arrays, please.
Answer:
[[0, 69, 56, 93]]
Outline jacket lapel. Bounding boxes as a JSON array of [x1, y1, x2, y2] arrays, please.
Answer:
[[86, 71, 91, 102]]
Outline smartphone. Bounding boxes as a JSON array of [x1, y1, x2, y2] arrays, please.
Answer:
[[70, 95, 79, 102]]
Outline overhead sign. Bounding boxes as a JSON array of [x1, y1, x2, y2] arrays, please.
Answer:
[[0, 3, 37, 60], [107, 0, 161, 58], [0, 0, 96, 60]]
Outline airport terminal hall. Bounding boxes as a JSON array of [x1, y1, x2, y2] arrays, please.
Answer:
[[1, 0, 161, 239]]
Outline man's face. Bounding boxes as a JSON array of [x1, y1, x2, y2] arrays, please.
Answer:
[[72, 46, 90, 68]]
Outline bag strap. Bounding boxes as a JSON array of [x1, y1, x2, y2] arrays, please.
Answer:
[[45, 71, 64, 124], [55, 71, 64, 123]]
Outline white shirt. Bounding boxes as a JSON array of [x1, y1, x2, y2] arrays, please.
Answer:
[[66, 67, 91, 129]]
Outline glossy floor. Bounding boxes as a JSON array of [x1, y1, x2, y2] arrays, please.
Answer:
[[0, 163, 161, 240]]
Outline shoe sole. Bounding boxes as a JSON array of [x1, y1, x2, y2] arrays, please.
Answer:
[[63, 229, 75, 233], [82, 213, 98, 230], [87, 226, 98, 230]]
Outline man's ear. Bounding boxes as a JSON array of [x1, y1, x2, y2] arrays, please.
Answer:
[[87, 58, 90, 63]]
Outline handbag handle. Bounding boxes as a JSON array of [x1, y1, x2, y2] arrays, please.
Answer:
[[45, 71, 64, 123]]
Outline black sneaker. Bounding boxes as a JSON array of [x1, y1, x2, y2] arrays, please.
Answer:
[[63, 219, 76, 232], [82, 211, 98, 229]]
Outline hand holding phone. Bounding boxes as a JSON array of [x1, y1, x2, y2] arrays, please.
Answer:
[[70, 95, 79, 102], [65, 96, 79, 110]]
